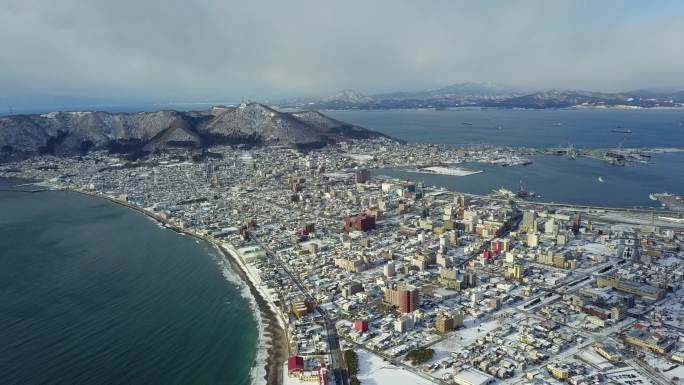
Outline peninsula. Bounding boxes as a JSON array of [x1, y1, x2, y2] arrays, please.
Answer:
[[3, 136, 684, 385]]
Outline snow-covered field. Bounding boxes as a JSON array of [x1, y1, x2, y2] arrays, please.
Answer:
[[345, 154, 374, 162], [576, 242, 614, 257], [431, 317, 502, 361], [356, 349, 437, 385]]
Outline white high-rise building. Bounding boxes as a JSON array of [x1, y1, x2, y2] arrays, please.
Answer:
[[384, 261, 396, 278], [394, 315, 414, 333], [545, 219, 557, 235]]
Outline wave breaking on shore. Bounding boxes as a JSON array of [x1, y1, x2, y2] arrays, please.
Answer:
[[212, 249, 270, 385]]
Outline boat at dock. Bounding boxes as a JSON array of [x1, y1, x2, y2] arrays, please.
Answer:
[[649, 192, 672, 201], [516, 178, 537, 199], [491, 187, 516, 199], [649, 192, 684, 212]]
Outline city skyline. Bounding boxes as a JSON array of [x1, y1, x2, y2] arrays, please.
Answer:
[[2, 2, 684, 385]]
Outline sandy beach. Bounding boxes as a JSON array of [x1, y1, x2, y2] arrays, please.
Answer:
[[218, 245, 290, 385]]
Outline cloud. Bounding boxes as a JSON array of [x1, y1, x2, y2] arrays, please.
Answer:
[[1, 0, 683, 105]]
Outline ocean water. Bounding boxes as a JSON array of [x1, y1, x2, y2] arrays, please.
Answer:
[[327, 108, 684, 148], [0, 179, 257, 385], [327, 109, 684, 206], [375, 152, 684, 208]]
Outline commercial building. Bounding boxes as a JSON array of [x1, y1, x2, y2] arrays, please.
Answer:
[[436, 313, 454, 334], [511, 264, 524, 280], [436, 310, 464, 334], [571, 214, 581, 234], [596, 275, 665, 301], [520, 210, 537, 233], [624, 329, 674, 355], [341, 281, 364, 298], [344, 214, 376, 232], [439, 268, 477, 291], [383, 261, 396, 277], [593, 342, 623, 362], [291, 300, 313, 319], [354, 319, 369, 332], [546, 363, 570, 380], [384, 285, 419, 313], [300, 223, 315, 236], [394, 315, 414, 333], [334, 257, 368, 273], [454, 368, 495, 385], [287, 356, 329, 384], [355, 169, 370, 183]]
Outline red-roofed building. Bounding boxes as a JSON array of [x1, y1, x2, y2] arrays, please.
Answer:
[[288, 356, 304, 374], [491, 239, 501, 255], [482, 249, 492, 263], [319, 364, 329, 385], [287, 355, 329, 384], [344, 214, 376, 232]]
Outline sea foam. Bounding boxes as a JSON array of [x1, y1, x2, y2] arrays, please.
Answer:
[[211, 246, 270, 385]]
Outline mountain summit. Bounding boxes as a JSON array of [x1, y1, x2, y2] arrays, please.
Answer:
[[0, 103, 387, 160], [322, 89, 374, 104], [279, 83, 684, 109]]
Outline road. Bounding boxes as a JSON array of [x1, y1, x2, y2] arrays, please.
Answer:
[[455, 212, 521, 269], [252, 236, 349, 385]]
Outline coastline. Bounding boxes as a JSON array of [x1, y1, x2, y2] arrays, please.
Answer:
[[64, 188, 289, 385], [217, 245, 289, 385], [408, 166, 483, 177]]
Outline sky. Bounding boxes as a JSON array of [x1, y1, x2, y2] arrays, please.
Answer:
[[1, 0, 683, 109]]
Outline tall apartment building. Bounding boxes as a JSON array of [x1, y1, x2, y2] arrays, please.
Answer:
[[520, 210, 537, 233], [383, 285, 419, 313]]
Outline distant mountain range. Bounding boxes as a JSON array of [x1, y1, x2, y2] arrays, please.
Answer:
[[0, 103, 387, 161], [277, 83, 684, 110]]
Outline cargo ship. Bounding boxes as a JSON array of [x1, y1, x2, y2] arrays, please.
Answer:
[[649, 192, 673, 201], [491, 187, 516, 199], [516, 178, 537, 199], [611, 127, 632, 134]]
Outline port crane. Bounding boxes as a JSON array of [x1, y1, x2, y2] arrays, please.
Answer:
[[557, 143, 576, 159]]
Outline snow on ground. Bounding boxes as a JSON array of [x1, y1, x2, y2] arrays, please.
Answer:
[[282, 364, 298, 385], [345, 154, 374, 162], [356, 349, 437, 385], [577, 349, 614, 371], [662, 365, 684, 384], [597, 213, 684, 229], [431, 318, 502, 361], [576, 242, 614, 257], [606, 367, 656, 385], [282, 364, 320, 385], [650, 355, 684, 384], [661, 286, 684, 329]]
